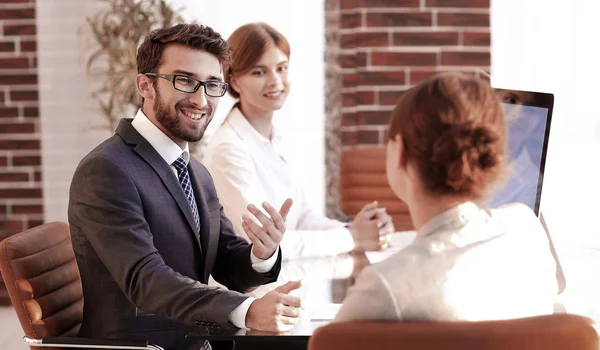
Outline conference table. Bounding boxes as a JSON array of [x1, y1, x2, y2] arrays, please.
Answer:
[[184, 231, 418, 349]]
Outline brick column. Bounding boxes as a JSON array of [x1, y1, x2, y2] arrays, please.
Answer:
[[325, 0, 491, 218], [325, 0, 343, 218], [0, 0, 42, 236]]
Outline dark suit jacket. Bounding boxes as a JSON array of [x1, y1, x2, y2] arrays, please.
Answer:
[[68, 119, 281, 349]]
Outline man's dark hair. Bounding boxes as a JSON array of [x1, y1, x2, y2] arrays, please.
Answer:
[[137, 23, 230, 74]]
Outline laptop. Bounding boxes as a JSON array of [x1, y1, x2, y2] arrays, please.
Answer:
[[492, 88, 565, 294], [490, 88, 554, 216]]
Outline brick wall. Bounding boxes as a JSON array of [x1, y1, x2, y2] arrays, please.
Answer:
[[325, 0, 491, 217], [338, 0, 490, 147], [0, 0, 42, 236]]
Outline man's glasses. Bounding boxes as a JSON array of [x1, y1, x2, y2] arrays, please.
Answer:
[[144, 73, 228, 97]]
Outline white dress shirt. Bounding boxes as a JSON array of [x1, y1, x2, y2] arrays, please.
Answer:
[[131, 109, 278, 328], [334, 202, 558, 322], [203, 107, 355, 259]]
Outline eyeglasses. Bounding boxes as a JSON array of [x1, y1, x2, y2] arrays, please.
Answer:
[[144, 73, 228, 97]]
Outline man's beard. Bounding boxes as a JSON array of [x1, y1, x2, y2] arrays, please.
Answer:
[[153, 87, 213, 143]]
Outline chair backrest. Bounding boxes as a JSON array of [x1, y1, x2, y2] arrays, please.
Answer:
[[340, 147, 413, 230], [0, 222, 83, 350], [308, 314, 599, 350], [0, 229, 18, 305]]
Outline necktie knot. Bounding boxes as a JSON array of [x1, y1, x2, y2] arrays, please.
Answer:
[[172, 155, 187, 173]]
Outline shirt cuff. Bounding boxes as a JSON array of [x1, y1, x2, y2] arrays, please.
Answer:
[[250, 247, 280, 273], [228, 297, 255, 329]]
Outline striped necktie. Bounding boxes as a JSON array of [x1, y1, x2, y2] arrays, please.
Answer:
[[172, 155, 200, 233]]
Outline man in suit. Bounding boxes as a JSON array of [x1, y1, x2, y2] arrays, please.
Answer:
[[68, 24, 302, 350]]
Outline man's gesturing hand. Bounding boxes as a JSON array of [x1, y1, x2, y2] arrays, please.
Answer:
[[243, 198, 293, 260]]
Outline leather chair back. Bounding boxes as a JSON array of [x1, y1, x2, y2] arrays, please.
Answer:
[[0, 222, 83, 350], [340, 147, 413, 230], [308, 314, 598, 350], [0, 229, 17, 305]]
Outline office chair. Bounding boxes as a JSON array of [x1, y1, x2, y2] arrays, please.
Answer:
[[339, 146, 413, 230], [0, 229, 16, 305], [308, 314, 598, 350], [0, 221, 163, 350]]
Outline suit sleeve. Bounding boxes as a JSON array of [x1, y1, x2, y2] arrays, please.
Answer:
[[68, 155, 249, 328]]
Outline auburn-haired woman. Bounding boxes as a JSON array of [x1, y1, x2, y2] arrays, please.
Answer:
[[335, 72, 558, 322], [203, 23, 392, 259]]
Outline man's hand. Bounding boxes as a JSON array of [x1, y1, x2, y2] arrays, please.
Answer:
[[348, 201, 393, 251], [245, 281, 302, 332], [243, 198, 293, 260]]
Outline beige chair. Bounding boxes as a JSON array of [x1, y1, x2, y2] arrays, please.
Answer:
[[308, 314, 598, 350], [0, 221, 163, 350]]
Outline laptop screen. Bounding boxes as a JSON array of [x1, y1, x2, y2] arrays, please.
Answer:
[[489, 89, 554, 216]]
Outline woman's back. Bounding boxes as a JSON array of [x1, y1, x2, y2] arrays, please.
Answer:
[[335, 202, 558, 322]]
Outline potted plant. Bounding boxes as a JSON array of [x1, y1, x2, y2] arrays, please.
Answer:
[[85, 0, 185, 130]]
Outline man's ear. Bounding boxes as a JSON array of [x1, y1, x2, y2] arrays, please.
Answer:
[[136, 74, 155, 101]]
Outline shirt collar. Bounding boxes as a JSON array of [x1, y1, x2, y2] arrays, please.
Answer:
[[131, 109, 190, 165], [226, 106, 283, 147], [418, 201, 483, 238]]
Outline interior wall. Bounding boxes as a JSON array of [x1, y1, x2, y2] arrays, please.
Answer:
[[491, 0, 600, 318], [38, 0, 112, 223]]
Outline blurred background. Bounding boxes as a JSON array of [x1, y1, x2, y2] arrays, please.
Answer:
[[1, 0, 599, 345]]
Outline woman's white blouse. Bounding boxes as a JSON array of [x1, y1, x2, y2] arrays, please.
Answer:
[[203, 107, 355, 259], [334, 202, 558, 322]]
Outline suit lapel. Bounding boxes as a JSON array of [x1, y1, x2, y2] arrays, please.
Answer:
[[188, 161, 214, 280], [116, 120, 203, 254]]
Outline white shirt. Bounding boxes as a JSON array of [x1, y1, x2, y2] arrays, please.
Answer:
[[203, 107, 355, 259], [131, 109, 278, 328], [335, 202, 558, 322]]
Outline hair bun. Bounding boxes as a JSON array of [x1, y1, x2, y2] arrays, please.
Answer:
[[433, 123, 502, 192]]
